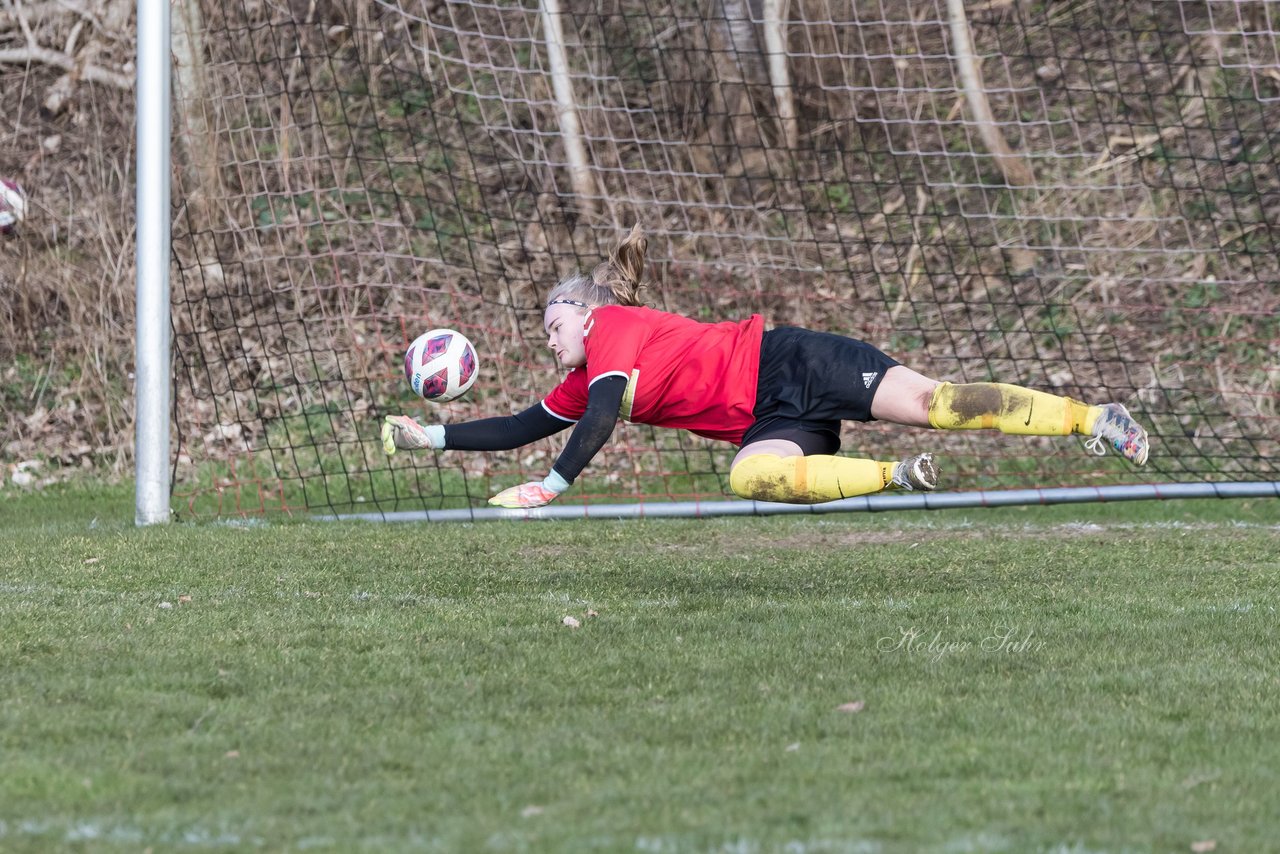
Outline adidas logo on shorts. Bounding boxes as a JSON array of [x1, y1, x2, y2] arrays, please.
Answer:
[[862, 371, 878, 388]]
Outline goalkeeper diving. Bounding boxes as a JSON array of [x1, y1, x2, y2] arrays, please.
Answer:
[[383, 225, 1149, 509]]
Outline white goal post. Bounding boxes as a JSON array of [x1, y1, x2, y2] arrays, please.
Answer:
[[134, 0, 171, 526]]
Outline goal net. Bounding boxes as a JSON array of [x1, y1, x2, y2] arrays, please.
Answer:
[[168, 0, 1280, 518]]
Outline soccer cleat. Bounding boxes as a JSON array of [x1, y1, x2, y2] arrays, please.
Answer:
[[381, 414, 435, 455], [892, 452, 939, 492], [1083, 403, 1149, 465]]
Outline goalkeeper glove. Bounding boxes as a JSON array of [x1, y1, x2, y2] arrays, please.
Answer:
[[382, 415, 445, 456], [488, 471, 571, 509]]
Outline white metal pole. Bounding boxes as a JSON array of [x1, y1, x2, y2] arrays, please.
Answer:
[[317, 482, 1280, 524], [134, 0, 172, 525]]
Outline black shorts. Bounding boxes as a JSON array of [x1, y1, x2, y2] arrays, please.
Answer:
[[740, 326, 900, 454]]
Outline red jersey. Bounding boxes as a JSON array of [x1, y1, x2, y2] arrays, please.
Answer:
[[542, 305, 764, 444]]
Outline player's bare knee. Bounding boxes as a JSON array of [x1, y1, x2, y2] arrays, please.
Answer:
[[918, 386, 937, 419]]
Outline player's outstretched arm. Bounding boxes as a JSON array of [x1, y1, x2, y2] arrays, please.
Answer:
[[488, 376, 625, 508], [381, 403, 573, 457]]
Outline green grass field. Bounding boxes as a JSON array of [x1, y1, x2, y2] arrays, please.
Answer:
[[2, 484, 1278, 853]]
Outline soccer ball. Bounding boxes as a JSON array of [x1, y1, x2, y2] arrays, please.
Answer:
[[0, 178, 26, 235], [404, 328, 479, 402]]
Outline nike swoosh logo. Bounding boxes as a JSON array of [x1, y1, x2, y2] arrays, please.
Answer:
[[1024, 401, 1033, 427]]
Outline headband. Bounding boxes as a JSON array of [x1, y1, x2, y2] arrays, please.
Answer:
[[547, 298, 591, 309]]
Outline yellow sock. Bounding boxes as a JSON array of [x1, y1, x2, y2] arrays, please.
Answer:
[[927, 382, 1099, 436], [729, 454, 898, 504]]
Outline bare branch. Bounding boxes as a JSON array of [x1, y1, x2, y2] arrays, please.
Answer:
[[64, 17, 85, 54], [539, 0, 598, 217], [762, 0, 797, 152], [9, 0, 41, 49], [0, 45, 133, 89], [0, 0, 96, 25], [53, 0, 106, 31], [946, 0, 1034, 187]]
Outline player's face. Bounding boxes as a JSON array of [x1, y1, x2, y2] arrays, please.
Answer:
[[544, 303, 589, 369]]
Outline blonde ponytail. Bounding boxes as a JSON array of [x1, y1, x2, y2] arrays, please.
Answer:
[[545, 224, 650, 309], [594, 223, 647, 306]]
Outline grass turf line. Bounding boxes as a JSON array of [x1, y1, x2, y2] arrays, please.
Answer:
[[1, 485, 1278, 852]]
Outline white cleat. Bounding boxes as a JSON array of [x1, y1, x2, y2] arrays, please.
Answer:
[[1083, 403, 1150, 466], [892, 452, 939, 491]]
